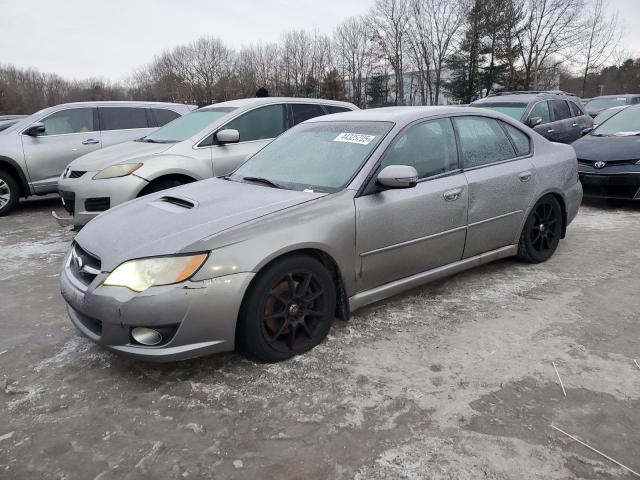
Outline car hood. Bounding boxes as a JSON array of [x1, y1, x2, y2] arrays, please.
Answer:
[[75, 178, 327, 271], [573, 134, 640, 162], [68, 141, 175, 171]]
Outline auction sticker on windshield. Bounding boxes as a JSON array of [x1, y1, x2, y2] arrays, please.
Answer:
[[334, 133, 376, 145]]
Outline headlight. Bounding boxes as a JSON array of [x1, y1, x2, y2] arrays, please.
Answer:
[[93, 163, 143, 180], [103, 254, 208, 292]]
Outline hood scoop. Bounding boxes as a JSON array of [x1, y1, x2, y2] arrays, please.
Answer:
[[149, 195, 197, 213]]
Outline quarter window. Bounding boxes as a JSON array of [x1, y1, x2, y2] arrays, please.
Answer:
[[324, 105, 352, 114], [528, 101, 551, 124], [223, 104, 286, 142], [153, 108, 181, 126], [502, 122, 531, 156], [99, 107, 149, 131], [569, 102, 584, 117], [549, 100, 572, 121], [40, 108, 96, 135], [380, 118, 458, 179], [290, 104, 326, 125], [454, 116, 516, 168]]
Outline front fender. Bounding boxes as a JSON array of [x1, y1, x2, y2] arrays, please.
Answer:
[[134, 155, 212, 182]]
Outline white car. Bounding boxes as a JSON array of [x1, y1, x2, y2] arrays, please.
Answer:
[[56, 97, 357, 226]]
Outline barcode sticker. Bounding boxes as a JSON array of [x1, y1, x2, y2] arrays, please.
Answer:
[[333, 133, 376, 145]]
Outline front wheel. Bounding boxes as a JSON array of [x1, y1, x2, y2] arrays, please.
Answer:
[[237, 255, 336, 363], [517, 195, 563, 263], [0, 171, 19, 217]]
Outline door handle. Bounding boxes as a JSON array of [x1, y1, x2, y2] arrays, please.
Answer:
[[546, 129, 555, 133], [443, 187, 463, 202], [518, 171, 532, 182], [82, 139, 99, 145], [571, 123, 578, 127]]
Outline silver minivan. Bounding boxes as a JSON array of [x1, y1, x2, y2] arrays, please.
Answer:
[[0, 101, 194, 215], [56, 97, 357, 226]]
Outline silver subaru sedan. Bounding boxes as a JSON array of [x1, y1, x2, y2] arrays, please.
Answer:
[[60, 106, 582, 363]]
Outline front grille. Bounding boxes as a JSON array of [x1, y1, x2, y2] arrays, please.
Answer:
[[69, 170, 86, 179], [68, 243, 101, 288], [578, 159, 639, 166], [85, 197, 110, 212], [59, 191, 75, 215]]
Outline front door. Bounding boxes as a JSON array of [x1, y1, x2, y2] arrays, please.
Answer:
[[355, 117, 468, 291], [452, 115, 537, 258], [21, 107, 101, 192]]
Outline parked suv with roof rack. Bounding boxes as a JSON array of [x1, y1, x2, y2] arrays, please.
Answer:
[[471, 91, 592, 144], [0, 101, 195, 216]]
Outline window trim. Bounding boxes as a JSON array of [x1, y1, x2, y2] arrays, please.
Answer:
[[98, 106, 151, 132], [451, 115, 533, 172], [21, 106, 99, 137]]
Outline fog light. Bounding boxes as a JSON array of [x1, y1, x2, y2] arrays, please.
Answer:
[[131, 327, 163, 346]]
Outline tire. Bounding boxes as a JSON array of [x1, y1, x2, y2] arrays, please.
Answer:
[[0, 170, 20, 216], [517, 194, 563, 263], [237, 254, 337, 363], [139, 178, 186, 197]]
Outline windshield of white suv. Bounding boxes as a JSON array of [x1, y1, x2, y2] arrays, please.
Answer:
[[475, 102, 527, 121], [229, 121, 393, 193], [592, 106, 640, 136], [142, 107, 236, 143]]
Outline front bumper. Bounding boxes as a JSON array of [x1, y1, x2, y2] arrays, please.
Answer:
[[60, 251, 254, 362], [578, 164, 640, 200], [57, 173, 149, 226]]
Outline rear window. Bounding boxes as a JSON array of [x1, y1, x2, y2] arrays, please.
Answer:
[[153, 108, 181, 127], [99, 107, 149, 131], [474, 103, 527, 121]]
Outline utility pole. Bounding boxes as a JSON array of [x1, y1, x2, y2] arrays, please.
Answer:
[[533, 45, 539, 90]]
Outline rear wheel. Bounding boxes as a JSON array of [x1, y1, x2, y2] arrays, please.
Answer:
[[517, 195, 563, 263], [237, 255, 336, 363], [0, 171, 19, 216]]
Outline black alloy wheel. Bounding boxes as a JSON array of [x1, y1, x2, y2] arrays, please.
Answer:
[[517, 194, 563, 263]]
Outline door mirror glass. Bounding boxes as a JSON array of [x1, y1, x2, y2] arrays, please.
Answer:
[[216, 129, 240, 145], [377, 165, 418, 189], [24, 122, 45, 136], [528, 116, 543, 128]]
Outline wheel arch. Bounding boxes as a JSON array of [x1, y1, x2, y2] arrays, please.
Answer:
[[137, 173, 198, 197], [519, 189, 568, 241], [0, 156, 30, 197]]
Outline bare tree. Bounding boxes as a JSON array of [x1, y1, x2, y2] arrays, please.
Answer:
[[577, 0, 621, 96], [370, 0, 412, 105], [334, 16, 374, 107]]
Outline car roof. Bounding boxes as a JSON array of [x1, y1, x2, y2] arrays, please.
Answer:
[[306, 106, 509, 125], [199, 97, 357, 111], [591, 94, 640, 99], [51, 100, 190, 108]]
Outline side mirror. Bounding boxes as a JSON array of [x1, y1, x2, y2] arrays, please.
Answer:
[[377, 165, 418, 189], [528, 117, 543, 128], [581, 127, 593, 136], [24, 122, 45, 136], [216, 129, 240, 145]]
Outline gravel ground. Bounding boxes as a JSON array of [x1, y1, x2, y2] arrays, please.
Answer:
[[1, 196, 639, 480]]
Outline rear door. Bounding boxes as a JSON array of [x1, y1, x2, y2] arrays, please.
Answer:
[[453, 116, 537, 257], [98, 106, 155, 147], [21, 107, 101, 192], [209, 103, 287, 176], [548, 100, 574, 144], [355, 117, 468, 291]]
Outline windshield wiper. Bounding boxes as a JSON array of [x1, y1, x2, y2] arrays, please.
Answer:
[[241, 176, 284, 189]]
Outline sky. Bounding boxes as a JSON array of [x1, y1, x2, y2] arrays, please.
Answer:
[[0, 0, 638, 81]]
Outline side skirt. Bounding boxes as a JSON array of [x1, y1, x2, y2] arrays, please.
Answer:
[[348, 245, 518, 312]]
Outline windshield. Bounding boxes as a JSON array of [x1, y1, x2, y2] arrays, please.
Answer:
[[592, 107, 640, 136], [594, 106, 626, 125], [475, 103, 527, 121], [229, 121, 393, 193], [587, 97, 629, 111], [143, 107, 236, 143]]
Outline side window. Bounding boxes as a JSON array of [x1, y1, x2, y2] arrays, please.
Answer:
[[528, 101, 551, 124], [324, 105, 352, 114], [290, 104, 326, 125], [549, 100, 571, 121], [99, 107, 149, 131], [380, 118, 458, 179], [153, 108, 181, 127], [454, 116, 516, 168], [569, 102, 584, 117], [502, 122, 531, 156], [40, 108, 96, 135], [223, 104, 285, 142]]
